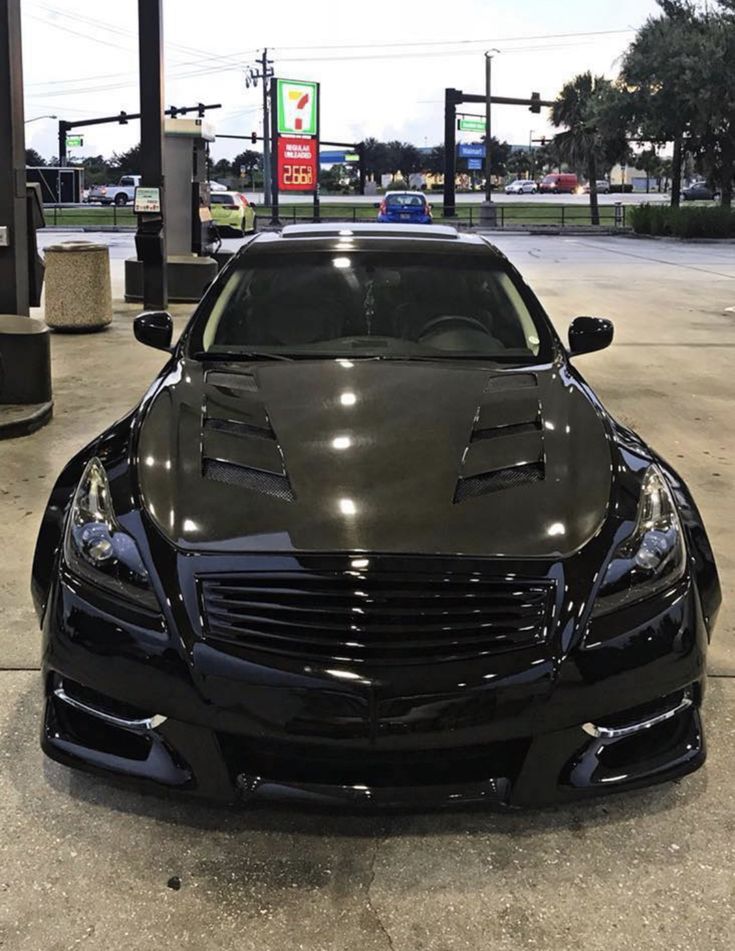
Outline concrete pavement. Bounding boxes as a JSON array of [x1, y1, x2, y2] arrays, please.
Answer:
[[1, 232, 733, 949]]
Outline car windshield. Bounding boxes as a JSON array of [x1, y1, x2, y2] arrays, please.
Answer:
[[190, 251, 550, 362], [541, 175, 557, 184], [386, 195, 425, 207]]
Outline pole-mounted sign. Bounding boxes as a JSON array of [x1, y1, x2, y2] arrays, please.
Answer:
[[65, 134, 84, 147], [276, 79, 318, 136], [457, 118, 485, 133], [271, 77, 320, 220], [277, 137, 318, 190]]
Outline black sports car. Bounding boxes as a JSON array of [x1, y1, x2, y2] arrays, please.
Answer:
[[33, 223, 721, 808]]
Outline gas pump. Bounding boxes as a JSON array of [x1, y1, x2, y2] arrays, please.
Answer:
[[125, 117, 219, 303]]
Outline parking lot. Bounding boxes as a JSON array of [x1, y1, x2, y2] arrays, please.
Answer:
[[1, 232, 734, 950]]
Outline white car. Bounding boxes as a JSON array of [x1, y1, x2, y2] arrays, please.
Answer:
[[504, 179, 538, 195]]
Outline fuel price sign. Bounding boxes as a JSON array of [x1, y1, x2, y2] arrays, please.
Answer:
[[277, 136, 318, 192]]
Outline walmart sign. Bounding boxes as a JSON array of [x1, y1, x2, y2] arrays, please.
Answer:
[[458, 143, 485, 159]]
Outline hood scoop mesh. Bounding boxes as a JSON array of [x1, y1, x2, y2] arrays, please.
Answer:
[[201, 381, 295, 501], [202, 459, 295, 502], [454, 373, 545, 503]]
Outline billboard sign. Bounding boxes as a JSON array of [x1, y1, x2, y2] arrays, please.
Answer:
[[277, 136, 318, 191], [467, 158, 483, 170], [276, 79, 319, 136], [459, 143, 485, 158]]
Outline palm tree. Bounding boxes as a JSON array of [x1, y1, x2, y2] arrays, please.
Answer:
[[550, 73, 613, 225]]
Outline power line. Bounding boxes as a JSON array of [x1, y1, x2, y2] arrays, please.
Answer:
[[270, 27, 636, 52]]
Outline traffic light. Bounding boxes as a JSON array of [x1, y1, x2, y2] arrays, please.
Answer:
[[529, 92, 541, 114], [119, 111, 128, 125], [251, 131, 258, 144]]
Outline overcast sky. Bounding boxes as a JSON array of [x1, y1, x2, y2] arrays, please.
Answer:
[[21, 0, 660, 164]]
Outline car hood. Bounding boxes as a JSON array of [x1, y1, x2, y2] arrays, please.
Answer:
[[136, 357, 612, 557]]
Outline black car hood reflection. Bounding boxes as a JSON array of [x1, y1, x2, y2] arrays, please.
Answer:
[[136, 356, 612, 557]]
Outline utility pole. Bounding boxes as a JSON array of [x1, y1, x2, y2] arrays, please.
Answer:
[[0, 0, 28, 316], [136, 0, 167, 309], [261, 49, 272, 206], [245, 51, 274, 205], [480, 49, 500, 227]]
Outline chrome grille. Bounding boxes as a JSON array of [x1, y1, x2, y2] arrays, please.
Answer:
[[198, 566, 554, 665]]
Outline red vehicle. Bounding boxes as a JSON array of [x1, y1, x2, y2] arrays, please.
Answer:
[[539, 173, 579, 194]]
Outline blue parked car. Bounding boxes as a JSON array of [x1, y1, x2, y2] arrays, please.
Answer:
[[377, 191, 432, 224]]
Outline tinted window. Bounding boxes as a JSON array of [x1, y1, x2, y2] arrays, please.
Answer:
[[192, 251, 549, 361], [386, 194, 425, 207], [120, 177, 134, 186], [211, 194, 236, 205]]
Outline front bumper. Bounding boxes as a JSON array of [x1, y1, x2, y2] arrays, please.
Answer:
[[41, 573, 708, 808]]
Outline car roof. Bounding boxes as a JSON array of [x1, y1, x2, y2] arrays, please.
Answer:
[[236, 222, 506, 260], [384, 190, 427, 198]]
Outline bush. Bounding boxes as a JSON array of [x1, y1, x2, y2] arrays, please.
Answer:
[[629, 203, 735, 238]]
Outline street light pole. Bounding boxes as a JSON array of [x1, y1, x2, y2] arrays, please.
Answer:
[[479, 49, 500, 228], [529, 129, 535, 179], [25, 114, 57, 124], [484, 51, 493, 203]]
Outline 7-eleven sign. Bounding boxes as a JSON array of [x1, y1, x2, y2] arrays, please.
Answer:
[[276, 79, 318, 136]]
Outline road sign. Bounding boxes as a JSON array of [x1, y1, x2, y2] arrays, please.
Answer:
[[66, 135, 84, 147], [458, 143, 485, 159], [276, 79, 319, 136], [344, 153, 360, 162], [467, 158, 483, 170], [277, 136, 318, 191], [458, 118, 485, 133]]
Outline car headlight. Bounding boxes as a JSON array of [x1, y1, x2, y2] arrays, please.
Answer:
[[63, 457, 159, 610], [592, 465, 686, 616]]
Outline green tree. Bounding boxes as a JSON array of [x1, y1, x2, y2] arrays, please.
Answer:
[[381, 141, 424, 184], [505, 149, 533, 179], [231, 150, 262, 189], [621, 2, 704, 206], [80, 155, 112, 186], [426, 145, 445, 176], [25, 148, 46, 167], [360, 138, 389, 181], [109, 144, 142, 178], [550, 73, 626, 224], [211, 158, 232, 181], [398, 143, 422, 184]]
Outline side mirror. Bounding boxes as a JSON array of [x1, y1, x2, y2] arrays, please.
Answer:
[[568, 316, 614, 356], [373, 201, 381, 208], [134, 311, 173, 352]]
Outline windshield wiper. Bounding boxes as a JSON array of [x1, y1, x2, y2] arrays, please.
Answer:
[[195, 350, 295, 362]]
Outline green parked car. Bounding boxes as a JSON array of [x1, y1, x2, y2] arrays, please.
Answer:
[[210, 191, 256, 235]]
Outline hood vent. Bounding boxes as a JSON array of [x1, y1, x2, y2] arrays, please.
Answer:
[[204, 417, 273, 440], [205, 369, 258, 393], [201, 379, 295, 500], [472, 419, 541, 441], [454, 373, 545, 503], [454, 462, 544, 502], [202, 459, 295, 502]]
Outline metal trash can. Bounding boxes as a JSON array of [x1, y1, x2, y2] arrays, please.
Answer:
[[43, 241, 113, 331]]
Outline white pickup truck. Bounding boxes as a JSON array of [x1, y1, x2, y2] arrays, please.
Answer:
[[88, 174, 141, 206]]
